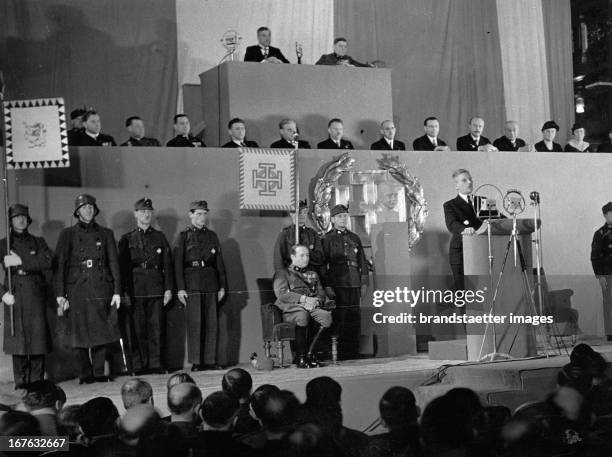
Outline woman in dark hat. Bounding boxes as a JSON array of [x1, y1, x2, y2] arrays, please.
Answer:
[[534, 121, 563, 152], [564, 123, 592, 152]]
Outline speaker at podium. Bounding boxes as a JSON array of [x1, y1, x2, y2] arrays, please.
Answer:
[[463, 218, 540, 361]]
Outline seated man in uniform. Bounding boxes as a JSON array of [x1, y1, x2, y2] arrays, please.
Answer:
[[244, 26, 289, 63], [67, 108, 86, 145], [273, 245, 332, 368], [371, 120, 405, 150], [412, 116, 450, 151], [316, 37, 370, 67], [166, 114, 205, 147], [270, 119, 311, 149], [121, 116, 161, 147], [71, 110, 116, 146], [493, 120, 527, 152], [317, 118, 354, 150], [591, 202, 612, 341], [221, 118, 259, 148]]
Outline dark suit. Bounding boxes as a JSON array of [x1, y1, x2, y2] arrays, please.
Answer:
[[597, 141, 612, 153], [221, 140, 259, 148], [317, 138, 354, 150], [120, 137, 161, 147], [493, 136, 526, 151], [244, 45, 289, 63], [270, 138, 311, 149], [456, 134, 491, 151], [443, 195, 483, 290], [534, 140, 563, 152], [591, 223, 612, 334], [315, 53, 369, 67], [166, 135, 205, 147], [370, 138, 405, 150], [412, 135, 447, 151], [71, 131, 116, 146]]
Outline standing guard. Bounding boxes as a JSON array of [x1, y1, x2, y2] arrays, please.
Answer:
[[174, 201, 226, 371], [591, 201, 612, 341], [321, 204, 369, 360], [273, 199, 324, 275], [118, 198, 173, 375], [1, 204, 53, 388], [55, 194, 122, 384]]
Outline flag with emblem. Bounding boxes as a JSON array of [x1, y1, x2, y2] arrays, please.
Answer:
[[2, 97, 69, 169], [239, 148, 296, 210]]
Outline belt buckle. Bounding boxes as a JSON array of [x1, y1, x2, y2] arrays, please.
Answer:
[[16, 269, 25, 275], [86, 259, 93, 268]]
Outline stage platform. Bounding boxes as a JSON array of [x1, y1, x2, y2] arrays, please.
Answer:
[[2, 342, 612, 432]]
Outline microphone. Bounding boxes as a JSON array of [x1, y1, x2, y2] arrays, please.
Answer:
[[292, 133, 299, 149], [529, 191, 540, 204]]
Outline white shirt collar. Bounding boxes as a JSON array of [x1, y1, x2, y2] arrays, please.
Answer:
[[459, 193, 471, 203], [427, 135, 437, 142], [86, 131, 98, 140], [385, 138, 393, 146]]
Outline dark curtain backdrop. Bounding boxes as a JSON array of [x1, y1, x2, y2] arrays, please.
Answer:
[[0, 0, 178, 144], [334, 0, 506, 147], [542, 0, 574, 143]]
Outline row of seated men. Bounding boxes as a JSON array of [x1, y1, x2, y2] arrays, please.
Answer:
[[67, 108, 612, 152]]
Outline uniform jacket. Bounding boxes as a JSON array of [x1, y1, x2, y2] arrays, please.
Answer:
[[315, 53, 369, 67], [456, 134, 492, 151], [244, 45, 289, 63], [273, 225, 324, 272], [270, 138, 311, 149], [493, 136, 526, 152], [273, 266, 326, 313], [166, 135, 206, 147], [317, 138, 354, 150], [443, 195, 483, 265], [118, 226, 173, 298], [55, 221, 121, 347], [70, 131, 116, 146], [591, 224, 612, 276], [221, 140, 259, 148], [174, 226, 226, 293], [0, 230, 53, 355], [120, 137, 161, 147], [322, 228, 369, 288], [370, 138, 406, 151], [412, 135, 447, 151]]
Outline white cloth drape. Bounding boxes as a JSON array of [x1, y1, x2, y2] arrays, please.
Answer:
[[176, 0, 334, 110], [496, 0, 551, 145]]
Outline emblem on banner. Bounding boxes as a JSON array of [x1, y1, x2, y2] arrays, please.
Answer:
[[2, 97, 69, 169], [239, 148, 295, 210]]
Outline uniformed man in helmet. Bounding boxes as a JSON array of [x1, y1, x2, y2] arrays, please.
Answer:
[[591, 201, 612, 341], [321, 204, 369, 360], [0, 204, 53, 388], [273, 199, 324, 275], [55, 194, 122, 384], [174, 201, 226, 371], [118, 198, 173, 375]]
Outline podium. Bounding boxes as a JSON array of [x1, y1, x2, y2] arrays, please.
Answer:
[[199, 62, 392, 148], [368, 222, 416, 356], [463, 219, 538, 360]]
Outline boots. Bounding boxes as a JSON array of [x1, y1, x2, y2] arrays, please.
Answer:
[[296, 354, 309, 368]]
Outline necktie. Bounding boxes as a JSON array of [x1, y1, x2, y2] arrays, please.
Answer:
[[240, 142, 246, 147], [389, 141, 393, 149], [433, 138, 437, 147]]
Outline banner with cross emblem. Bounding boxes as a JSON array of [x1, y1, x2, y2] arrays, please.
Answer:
[[239, 148, 296, 210], [2, 97, 69, 169]]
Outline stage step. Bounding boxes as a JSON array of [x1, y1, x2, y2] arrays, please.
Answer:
[[428, 339, 467, 360]]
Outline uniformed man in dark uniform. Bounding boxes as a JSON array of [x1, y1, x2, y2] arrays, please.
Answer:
[[120, 116, 161, 146], [1, 204, 53, 388], [55, 194, 122, 384], [166, 114, 205, 147], [118, 198, 173, 375], [273, 200, 324, 275], [174, 201, 226, 371], [591, 201, 612, 341], [67, 108, 86, 145], [321, 204, 369, 360], [70, 110, 117, 146], [273, 244, 332, 368]]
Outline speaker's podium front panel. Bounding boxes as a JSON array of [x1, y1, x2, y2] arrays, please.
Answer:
[[200, 62, 393, 148]]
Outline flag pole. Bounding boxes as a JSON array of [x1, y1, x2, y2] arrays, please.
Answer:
[[0, 83, 14, 336], [294, 148, 299, 245]]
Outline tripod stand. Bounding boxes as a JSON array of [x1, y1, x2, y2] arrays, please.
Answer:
[[478, 212, 551, 361]]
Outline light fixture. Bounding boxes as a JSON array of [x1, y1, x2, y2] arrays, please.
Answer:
[[575, 95, 585, 114]]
